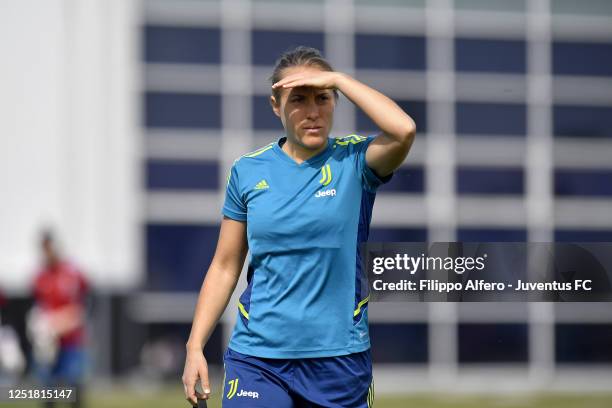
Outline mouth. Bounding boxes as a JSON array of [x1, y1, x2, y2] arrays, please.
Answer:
[[303, 126, 323, 133]]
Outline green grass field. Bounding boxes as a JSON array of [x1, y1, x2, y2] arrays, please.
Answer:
[[6, 385, 612, 408]]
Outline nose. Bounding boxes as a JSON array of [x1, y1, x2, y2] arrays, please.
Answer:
[[305, 99, 319, 120]]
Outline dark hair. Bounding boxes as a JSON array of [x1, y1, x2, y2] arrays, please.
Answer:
[[269, 46, 338, 101], [41, 228, 54, 245]]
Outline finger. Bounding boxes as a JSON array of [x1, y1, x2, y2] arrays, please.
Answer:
[[188, 388, 207, 406], [281, 77, 330, 89], [279, 80, 307, 89], [183, 382, 198, 406], [276, 73, 304, 84], [186, 391, 198, 407], [273, 74, 305, 88], [199, 370, 211, 399], [272, 79, 293, 89]]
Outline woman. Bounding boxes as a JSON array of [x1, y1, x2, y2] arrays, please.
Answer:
[[182, 46, 415, 407]]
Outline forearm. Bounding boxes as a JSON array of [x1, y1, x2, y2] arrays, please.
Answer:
[[335, 73, 416, 141], [186, 265, 240, 351], [49, 304, 84, 336]]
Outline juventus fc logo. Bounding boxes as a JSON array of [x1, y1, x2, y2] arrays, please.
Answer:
[[226, 378, 238, 399], [319, 164, 332, 186]]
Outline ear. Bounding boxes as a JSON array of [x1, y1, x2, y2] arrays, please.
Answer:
[[270, 95, 281, 118]]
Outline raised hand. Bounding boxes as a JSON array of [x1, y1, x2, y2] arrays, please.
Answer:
[[272, 70, 342, 91]]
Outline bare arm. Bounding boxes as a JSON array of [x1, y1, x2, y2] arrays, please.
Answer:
[[182, 217, 248, 406], [48, 304, 84, 336], [334, 74, 416, 178]]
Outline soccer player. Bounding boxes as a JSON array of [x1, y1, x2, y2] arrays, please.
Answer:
[[182, 46, 416, 407], [30, 231, 89, 408]]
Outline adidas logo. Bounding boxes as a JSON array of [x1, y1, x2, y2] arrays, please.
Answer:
[[254, 179, 269, 190]]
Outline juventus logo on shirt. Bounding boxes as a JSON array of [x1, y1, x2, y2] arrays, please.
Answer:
[[319, 164, 332, 186]]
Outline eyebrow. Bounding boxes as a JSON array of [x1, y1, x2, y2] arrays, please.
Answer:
[[291, 90, 330, 95], [287, 89, 331, 99]]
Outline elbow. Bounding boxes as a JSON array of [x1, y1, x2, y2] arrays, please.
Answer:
[[402, 118, 417, 141], [215, 264, 242, 283], [395, 118, 416, 148]]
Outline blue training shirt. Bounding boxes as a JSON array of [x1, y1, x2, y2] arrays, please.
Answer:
[[222, 134, 391, 358]]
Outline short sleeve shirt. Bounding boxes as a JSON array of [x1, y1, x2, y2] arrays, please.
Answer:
[[223, 135, 391, 358]]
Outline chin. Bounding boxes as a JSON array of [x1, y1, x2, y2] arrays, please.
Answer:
[[300, 133, 328, 149]]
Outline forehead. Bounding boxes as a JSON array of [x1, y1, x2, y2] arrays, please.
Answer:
[[279, 64, 324, 79], [287, 87, 332, 98]]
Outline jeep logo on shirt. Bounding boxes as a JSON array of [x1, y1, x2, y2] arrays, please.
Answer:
[[315, 188, 337, 198]]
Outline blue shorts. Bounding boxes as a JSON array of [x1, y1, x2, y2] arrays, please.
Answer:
[[221, 348, 374, 408], [36, 346, 86, 386]]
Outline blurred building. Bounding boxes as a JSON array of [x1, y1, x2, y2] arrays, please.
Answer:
[[138, 0, 612, 392], [2, 0, 612, 394]]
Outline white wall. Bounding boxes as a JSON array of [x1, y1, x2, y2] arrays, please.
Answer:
[[0, 0, 141, 294]]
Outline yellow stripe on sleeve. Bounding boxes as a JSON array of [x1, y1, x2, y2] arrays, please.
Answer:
[[238, 302, 249, 319], [243, 143, 274, 158], [353, 295, 370, 317]]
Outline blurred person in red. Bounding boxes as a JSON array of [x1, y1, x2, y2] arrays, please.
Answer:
[[29, 231, 89, 407]]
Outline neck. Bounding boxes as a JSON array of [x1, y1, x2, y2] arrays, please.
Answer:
[[46, 259, 60, 269], [281, 137, 327, 164]]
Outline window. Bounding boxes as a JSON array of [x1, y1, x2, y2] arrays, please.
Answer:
[[458, 228, 527, 241], [379, 166, 425, 193], [144, 26, 221, 64], [357, 100, 426, 134], [455, 38, 527, 74], [459, 324, 529, 363], [556, 324, 612, 363], [456, 102, 527, 136], [555, 230, 612, 242], [369, 228, 428, 242], [145, 93, 222, 129], [146, 160, 220, 190], [555, 169, 612, 196], [553, 41, 612, 77], [252, 30, 325, 66], [457, 167, 524, 195], [355, 34, 426, 70], [146, 224, 220, 291], [371, 324, 428, 363], [553, 105, 612, 138]]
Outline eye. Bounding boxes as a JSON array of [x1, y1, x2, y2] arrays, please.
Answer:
[[317, 94, 330, 101], [290, 95, 304, 102]]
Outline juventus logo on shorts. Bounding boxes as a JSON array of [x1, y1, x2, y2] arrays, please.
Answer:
[[226, 378, 238, 399]]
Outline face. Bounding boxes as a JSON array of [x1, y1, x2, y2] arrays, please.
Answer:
[[41, 238, 58, 265], [270, 65, 336, 151]]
